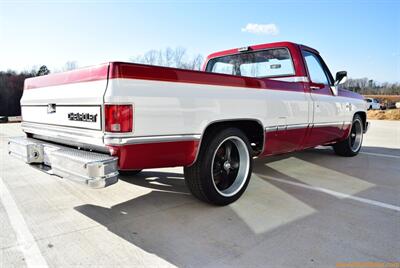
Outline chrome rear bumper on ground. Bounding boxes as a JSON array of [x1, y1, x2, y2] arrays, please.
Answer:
[[8, 136, 118, 188]]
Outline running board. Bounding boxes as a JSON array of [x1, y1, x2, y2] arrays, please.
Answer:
[[8, 136, 118, 188]]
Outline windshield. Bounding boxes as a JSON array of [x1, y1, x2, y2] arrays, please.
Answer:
[[206, 48, 295, 78]]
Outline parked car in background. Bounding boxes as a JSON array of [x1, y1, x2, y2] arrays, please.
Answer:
[[365, 98, 382, 110]]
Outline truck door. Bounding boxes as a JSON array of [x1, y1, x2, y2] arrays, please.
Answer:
[[301, 49, 347, 147]]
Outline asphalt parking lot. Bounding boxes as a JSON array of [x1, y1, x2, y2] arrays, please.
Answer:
[[1, 120, 399, 268]]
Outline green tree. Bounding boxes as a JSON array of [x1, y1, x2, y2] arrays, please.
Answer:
[[36, 65, 50, 76]]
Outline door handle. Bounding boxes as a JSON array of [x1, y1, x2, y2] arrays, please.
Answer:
[[310, 83, 325, 90]]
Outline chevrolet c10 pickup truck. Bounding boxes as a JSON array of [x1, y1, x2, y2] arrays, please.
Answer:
[[8, 41, 369, 205]]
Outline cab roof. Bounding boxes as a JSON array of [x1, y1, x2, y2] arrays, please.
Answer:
[[205, 41, 319, 61]]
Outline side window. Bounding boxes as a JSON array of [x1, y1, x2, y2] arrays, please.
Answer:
[[303, 51, 330, 85]]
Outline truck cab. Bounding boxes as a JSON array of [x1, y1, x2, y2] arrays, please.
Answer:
[[204, 42, 366, 154]]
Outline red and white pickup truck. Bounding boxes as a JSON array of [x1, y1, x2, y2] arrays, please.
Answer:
[[9, 41, 369, 205]]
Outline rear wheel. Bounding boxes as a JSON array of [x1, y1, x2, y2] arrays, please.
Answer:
[[184, 128, 252, 206], [333, 114, 363, 157]]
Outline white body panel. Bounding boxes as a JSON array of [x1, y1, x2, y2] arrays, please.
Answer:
[[310, 93, 355, 124], [22, 105, 101, 130], [104, 78, 311, 137]]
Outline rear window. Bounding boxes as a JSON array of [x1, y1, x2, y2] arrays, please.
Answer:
[[206, 48, 295, 78]]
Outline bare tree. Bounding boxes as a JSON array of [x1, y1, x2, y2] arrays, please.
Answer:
[[173, 47, 186, 68], [63, 61, 78, 71], [143, 50, 158, 65], [190, 54, 204, 70], [164, 47, 174, 67], [130, 47, 204, 70]]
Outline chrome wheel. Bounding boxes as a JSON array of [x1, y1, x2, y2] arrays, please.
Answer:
[[211, 136, 250, 197], [350, 118, 363, 152]]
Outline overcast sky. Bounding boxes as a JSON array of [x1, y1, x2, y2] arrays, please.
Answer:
[[0, 0, 399, 82]]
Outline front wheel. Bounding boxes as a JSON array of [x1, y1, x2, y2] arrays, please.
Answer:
[[184, 128, 252, 206], [333, 114, 364, 157]]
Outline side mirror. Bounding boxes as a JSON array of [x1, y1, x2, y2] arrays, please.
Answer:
[[335, 71, 347, 85]]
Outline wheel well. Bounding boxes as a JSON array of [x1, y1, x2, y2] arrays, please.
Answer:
[[354, 111, 367, 129], [200, 120, 264, 155]]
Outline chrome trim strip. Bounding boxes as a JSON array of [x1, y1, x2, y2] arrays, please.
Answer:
[[286, 123, 310, 130], [265, 122, 346, 132], [22, 122, 106, 151], [31, 134, 109, 153], [22, 122, 102, 138], [104, 134, 201, 145], [277, 125, 287, 131], [313, 122, 343, 127], [270, 76, 309, 83], [265, 126, 277, 132]]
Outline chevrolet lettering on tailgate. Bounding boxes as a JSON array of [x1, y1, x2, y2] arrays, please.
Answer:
[[68, 112, 98, 122]]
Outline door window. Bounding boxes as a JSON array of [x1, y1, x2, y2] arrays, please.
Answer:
[[303, 51, 330, 85]]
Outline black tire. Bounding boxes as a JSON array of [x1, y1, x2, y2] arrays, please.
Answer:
[[119, 169, 143, 176], [184, 128, 253, 206], [333, 114, 364, 157]]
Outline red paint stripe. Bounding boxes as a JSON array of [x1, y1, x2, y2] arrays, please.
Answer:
[[262, 125, 349, 156], [261, 128, 308, 156], [109, 140, 199, 170], [24, 63, 109, 89], [109, 62, 305, 92]]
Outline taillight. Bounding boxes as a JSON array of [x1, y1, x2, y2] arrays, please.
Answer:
[[105, 104, 133, 132]]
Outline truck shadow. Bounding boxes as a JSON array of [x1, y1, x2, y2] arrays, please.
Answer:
[[74, 146, 398, 266]]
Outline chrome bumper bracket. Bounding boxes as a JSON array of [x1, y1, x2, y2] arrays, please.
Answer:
[[8, 136, 118, 188]]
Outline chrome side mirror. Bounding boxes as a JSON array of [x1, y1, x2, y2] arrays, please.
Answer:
[[335, 71, 347, 86], [330, 86, 338, 96]]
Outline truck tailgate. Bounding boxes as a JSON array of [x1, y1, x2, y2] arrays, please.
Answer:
[[20, 64, 109, 134], [22, 105, 102, 130]]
